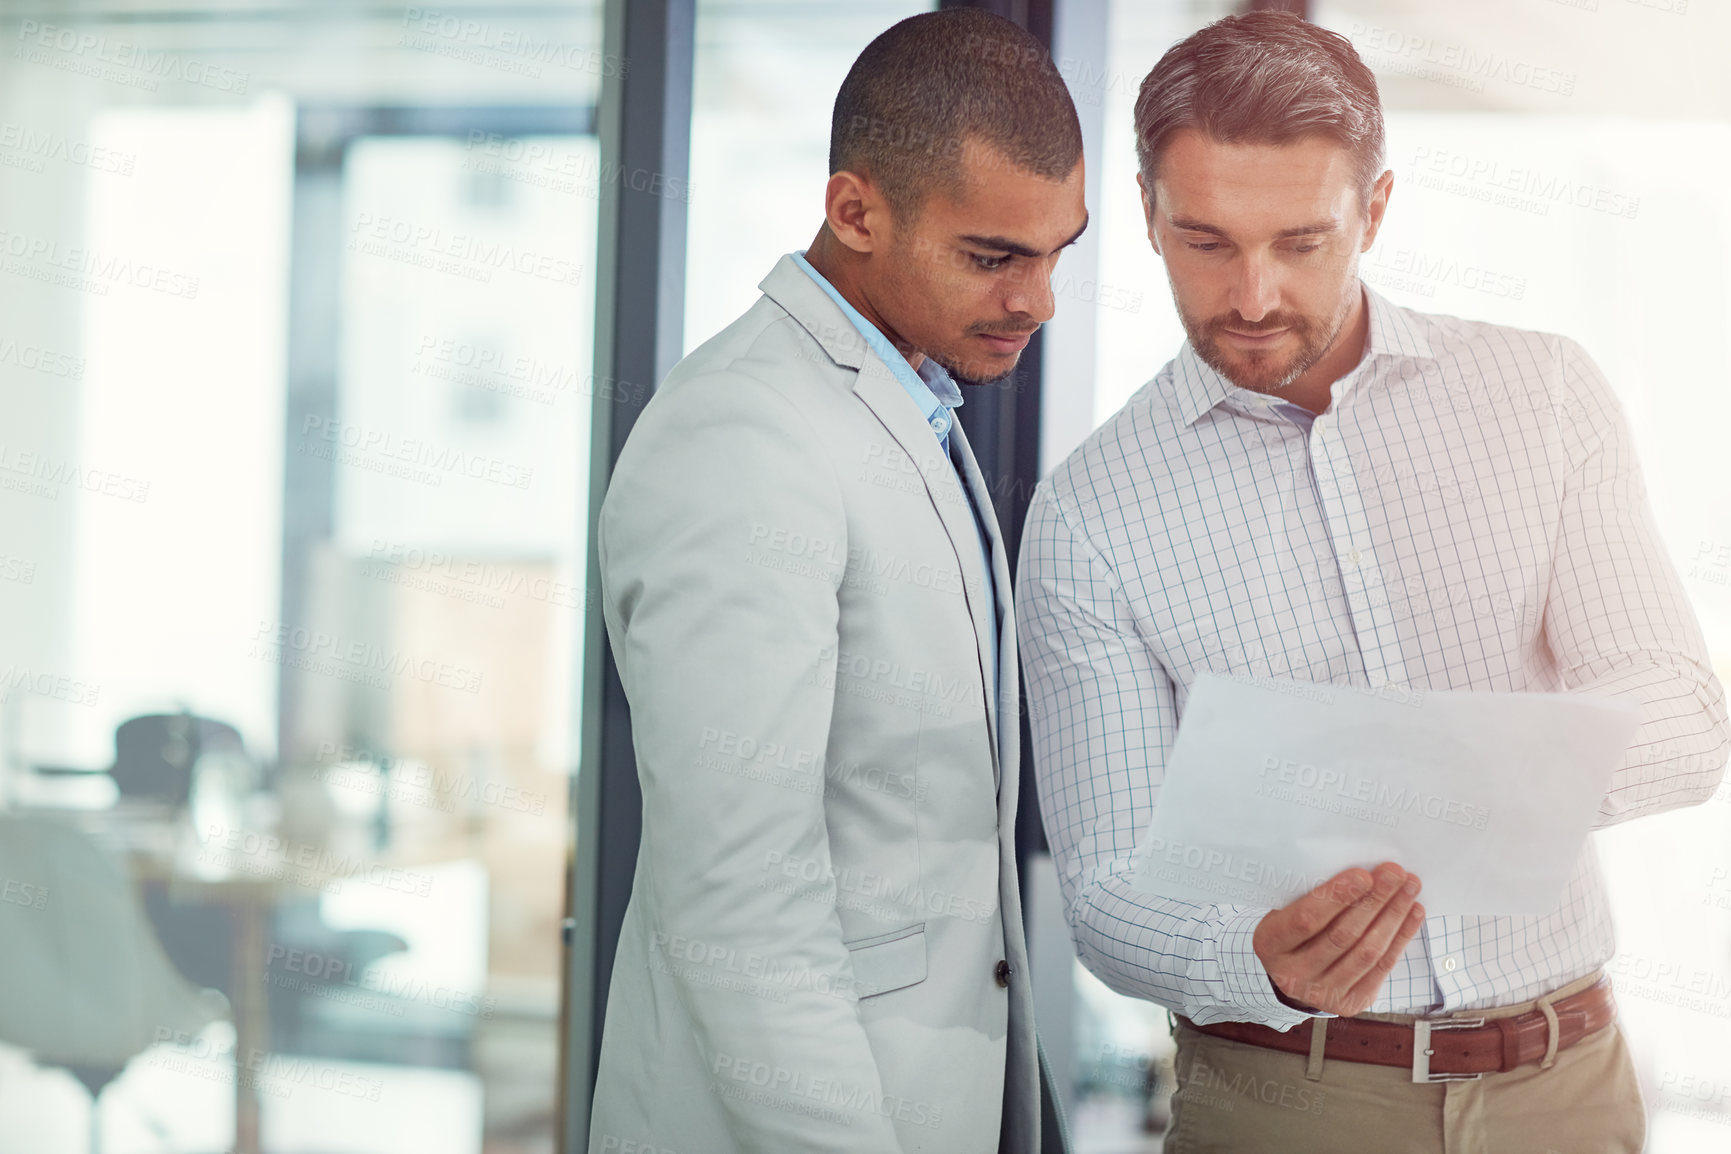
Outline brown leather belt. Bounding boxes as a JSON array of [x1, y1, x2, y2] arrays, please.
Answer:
[[1179, 977, 1616, 1083]]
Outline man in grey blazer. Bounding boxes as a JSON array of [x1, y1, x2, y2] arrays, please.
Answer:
[[587, 10, 1086, 1154]]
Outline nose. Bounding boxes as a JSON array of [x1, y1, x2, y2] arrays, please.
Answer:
[[1228, 251, 1281, 324], [1004, 255, 1058, 326]]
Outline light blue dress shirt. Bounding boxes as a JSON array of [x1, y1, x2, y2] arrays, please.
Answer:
[[791, 250, 1000, 713]]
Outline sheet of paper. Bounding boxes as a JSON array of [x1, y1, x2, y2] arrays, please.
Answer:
[[1128, 674, 1642, 916]]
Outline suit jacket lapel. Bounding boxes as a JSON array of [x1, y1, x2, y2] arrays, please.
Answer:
[[850, 364, 1001, 768], [759, 254, 1006, 778], [949, 419, 1018, 786]]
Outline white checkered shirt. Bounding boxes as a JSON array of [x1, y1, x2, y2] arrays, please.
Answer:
[[1017, 285, 1730, 1029]]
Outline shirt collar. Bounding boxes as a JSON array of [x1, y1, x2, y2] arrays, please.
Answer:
[[1362, 282, 1435, 362], [790, 250, 963, 434], [1173, 283, 1436, 428]]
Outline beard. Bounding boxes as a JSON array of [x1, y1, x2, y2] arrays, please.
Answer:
[[1178, 293, 1353, 395], [928, 324, 1037, 386]]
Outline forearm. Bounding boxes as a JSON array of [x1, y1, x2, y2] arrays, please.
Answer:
[[1583, 654, 1728, 826], [1066, 874, 1314, 1030]]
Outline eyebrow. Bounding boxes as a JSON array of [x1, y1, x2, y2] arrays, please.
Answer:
[[1169, 217, 1341, 240], [958, 213, 1091, 258]]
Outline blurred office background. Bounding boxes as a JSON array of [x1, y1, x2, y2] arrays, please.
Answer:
[[0, 1, 1726, 1152]]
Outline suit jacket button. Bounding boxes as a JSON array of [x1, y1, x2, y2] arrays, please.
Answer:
[[995, 959, 1012, 988]]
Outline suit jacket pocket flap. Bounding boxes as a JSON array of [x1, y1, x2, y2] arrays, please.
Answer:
[[844, 922, 927, 999]]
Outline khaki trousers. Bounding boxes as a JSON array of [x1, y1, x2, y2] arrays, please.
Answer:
[[1164, 977, 1646, 1154]]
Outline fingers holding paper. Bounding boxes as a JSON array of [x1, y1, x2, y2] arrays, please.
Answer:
[[1252, 861, 1426, 1017]]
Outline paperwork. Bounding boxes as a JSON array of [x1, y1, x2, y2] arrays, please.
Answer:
[[1129, 674, 1641, 916]]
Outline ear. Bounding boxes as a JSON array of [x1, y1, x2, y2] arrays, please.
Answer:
[[824, 170, 890, 255], [1138, 172, 1162, 256], [1361, 169, 1394, 251]]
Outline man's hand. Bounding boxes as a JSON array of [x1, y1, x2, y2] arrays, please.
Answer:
[[1253, 862, 1426, 1017]]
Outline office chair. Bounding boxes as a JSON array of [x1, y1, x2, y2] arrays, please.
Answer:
[[27, 710, 251, 810], [111, 712, 249, 806], [0, 814, 227, 1154]]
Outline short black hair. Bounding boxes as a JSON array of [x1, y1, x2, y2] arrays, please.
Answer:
[[829, 9, 1082, 219]]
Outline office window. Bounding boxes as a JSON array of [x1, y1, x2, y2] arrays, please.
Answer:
[[0, 5, 603, 1152], [684, 0, 930, 353]]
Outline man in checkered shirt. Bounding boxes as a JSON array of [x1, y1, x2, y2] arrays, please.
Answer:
[[1016, 12, 1729, 1153]]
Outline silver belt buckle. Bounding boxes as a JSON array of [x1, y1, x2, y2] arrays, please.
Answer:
[[1411, 1017, 1488, 1083]]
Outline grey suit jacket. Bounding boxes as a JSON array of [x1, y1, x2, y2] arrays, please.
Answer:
[[588, 254, 1037, 1153]]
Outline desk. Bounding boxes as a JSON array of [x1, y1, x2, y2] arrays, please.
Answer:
[[136, 866, 282, 1154]]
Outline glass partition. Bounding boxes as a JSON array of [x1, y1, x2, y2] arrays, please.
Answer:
[[0, 5, 603, 1152]]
